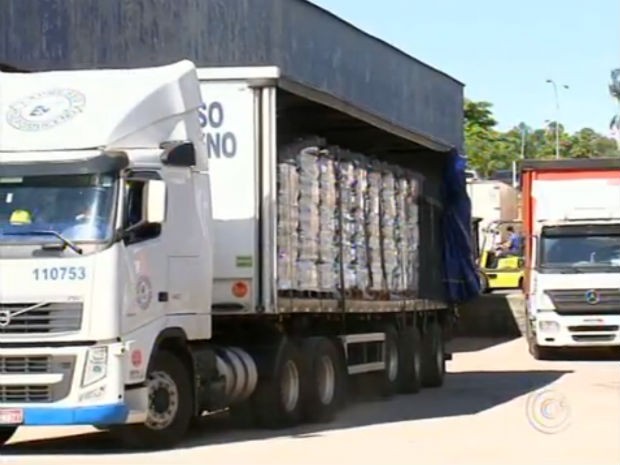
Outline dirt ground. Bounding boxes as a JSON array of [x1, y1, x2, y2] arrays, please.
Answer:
[[3, 337, 619, 465]]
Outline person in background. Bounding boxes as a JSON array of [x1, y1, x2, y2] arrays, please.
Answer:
[[498, 225, 523, 257]]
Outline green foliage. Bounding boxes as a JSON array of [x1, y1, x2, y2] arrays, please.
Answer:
[[463, 99, 620, 176]]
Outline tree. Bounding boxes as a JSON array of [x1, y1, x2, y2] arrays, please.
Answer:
[[610, 68, 620, 149], [464, 100, 497, 130], [463, 100, 508, 177], [463, 98, 620, 176]]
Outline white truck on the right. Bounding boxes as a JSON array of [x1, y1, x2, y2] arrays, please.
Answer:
[[521, 158, 620, 359]]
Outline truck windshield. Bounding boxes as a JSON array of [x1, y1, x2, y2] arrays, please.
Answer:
[[539, 230, 620, 272], [0, 173, 116, 245]]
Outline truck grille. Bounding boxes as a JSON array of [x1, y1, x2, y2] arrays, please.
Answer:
[[546, 289, 620, 315], [0, 356, 51, 374], [0, 302, 83, 334], [0, 385, 51, 403], [0, 355, 75, 403]]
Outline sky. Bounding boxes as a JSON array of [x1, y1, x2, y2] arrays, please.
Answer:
[[311, 0, 620, 136]]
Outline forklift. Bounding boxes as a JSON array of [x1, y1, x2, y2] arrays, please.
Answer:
[[472, 218, 524, 293]]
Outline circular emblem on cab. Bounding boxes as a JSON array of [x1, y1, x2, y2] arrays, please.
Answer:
[[6, 88, 86, 132], [136, 276, 153, 310], [584, 289, 600, 305]]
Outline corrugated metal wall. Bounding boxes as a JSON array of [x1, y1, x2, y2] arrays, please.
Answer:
[[0, 0, 464, 151]]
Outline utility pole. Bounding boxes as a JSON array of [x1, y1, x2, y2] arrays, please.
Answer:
[[512, 123, 527, 188], [546, 79, 569, 159]]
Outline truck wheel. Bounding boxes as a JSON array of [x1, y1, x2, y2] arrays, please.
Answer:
[[420, 320, 446, 388], [528, 338, 555, 360], [0, 426, 17, 447], [397, 326, 422, 394], [301, 337, 345, 423], [253, 339, 305, 428], [110, 350, 193, 450], [379, 325, 401, 398]]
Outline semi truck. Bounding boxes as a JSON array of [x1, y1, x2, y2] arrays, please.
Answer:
[[0, 61, 477, 449], [521, 158, 620, 359]]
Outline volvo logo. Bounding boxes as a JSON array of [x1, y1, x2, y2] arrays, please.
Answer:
[[0, 310, 11, 327], [0, 303, 48, 328], [584, 290, 600, 305]]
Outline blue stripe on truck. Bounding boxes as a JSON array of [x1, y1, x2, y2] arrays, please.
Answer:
[[22, 403, 128, 425]]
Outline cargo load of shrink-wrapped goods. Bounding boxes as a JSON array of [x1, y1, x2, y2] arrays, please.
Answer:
[[318, 149, 339, 292], [276, 152, 299, 291], [276, 136, 422, 299]]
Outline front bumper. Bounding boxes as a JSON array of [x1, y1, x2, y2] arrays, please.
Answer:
[[533, 312, 620, 347], [17, 403, 128, 426], [0, 343, 147, 426]]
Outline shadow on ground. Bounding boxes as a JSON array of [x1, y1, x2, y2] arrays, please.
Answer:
[[456, 292, 526, 339], [4, 368, 572, 455], [447, 336, 517, 353]]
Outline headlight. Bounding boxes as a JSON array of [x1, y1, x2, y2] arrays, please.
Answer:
[[538, 320, 560, 333], [82, 346, 108, 387]]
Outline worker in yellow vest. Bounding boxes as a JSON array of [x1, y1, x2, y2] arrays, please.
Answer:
[[9, 209, 33, 226]]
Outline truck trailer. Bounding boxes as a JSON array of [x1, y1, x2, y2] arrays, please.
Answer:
[[0, 60, 478, 449], [521, 158, 620, 359]]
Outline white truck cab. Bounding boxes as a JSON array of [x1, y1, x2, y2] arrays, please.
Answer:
[[522, 161, 620, 359], [0, 61, 213, 435]]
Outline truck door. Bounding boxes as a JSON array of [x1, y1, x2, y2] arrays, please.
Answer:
[[119, 170, 169, 331]]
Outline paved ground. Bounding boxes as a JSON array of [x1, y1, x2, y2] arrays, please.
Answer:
[[3, 337, 619, 465]]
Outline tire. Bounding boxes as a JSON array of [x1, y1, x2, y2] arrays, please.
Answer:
[[528, 337, 556, 360], [110, 350, 193, 450], [379, 325, 401, 398], [420, 320, 446, 388], [397, 326, 422, 394], [531, 345, 553, 360], [0, 426, 17, 447], [301, 337, 345, 423], [253, 339, 305, 429]]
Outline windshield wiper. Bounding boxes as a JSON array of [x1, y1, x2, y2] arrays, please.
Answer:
[[1, 230, 83, 255]]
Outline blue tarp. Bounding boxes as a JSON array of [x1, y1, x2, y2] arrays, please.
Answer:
[[440, 149, 481, 303]]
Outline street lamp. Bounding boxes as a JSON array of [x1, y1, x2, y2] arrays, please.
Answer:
[[512, 123, 527, 188], [545, 79, 569, 159]]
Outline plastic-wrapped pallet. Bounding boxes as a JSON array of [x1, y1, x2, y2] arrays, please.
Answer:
[[380, 165, 399, 292], [352, 155, 370, 291], [366, 161, 384, 292], [405, 172, 422, 295], [276, 153, 299, 291], [296, 145, 321, 291], [394, 171, 408, 293], [336, 151, 358, 291], [318, 149, 339, 292]]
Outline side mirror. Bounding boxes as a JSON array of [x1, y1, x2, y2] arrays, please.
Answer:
[[144, 180, 167, 224]]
